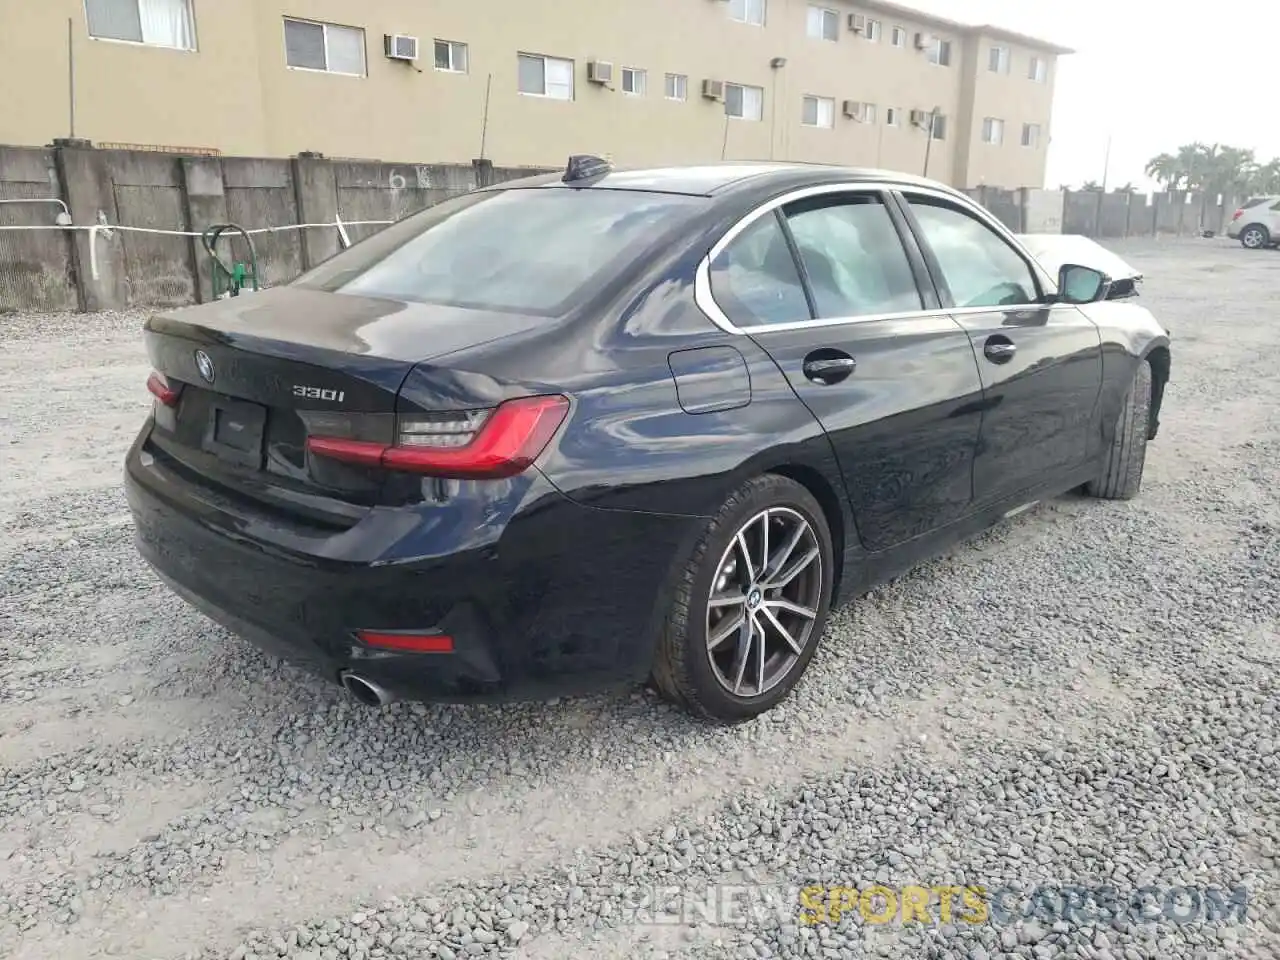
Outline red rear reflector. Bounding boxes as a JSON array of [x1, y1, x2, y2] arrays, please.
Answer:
[[357, 631, 454, 653], [146, 371, 179, 406], [307, 394, 570, 479]]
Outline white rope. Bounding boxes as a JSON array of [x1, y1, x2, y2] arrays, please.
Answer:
[[0, 219, 395, 282]]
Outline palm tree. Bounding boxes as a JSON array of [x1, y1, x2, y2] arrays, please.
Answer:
[[1080, 180, 1103, 191], [1254, 159, 1280, 194], [1144, 153, 1181, 191]]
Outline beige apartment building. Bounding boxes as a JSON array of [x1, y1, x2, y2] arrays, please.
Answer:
[[0, 0, 1070, 189]]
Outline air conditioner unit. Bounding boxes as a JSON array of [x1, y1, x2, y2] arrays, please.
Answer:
[[587, 60, 614, 84], [909, 109, 928, 127], [383, 34, 419, 62], [847, 13, 865, 32], [702, 79, 726, 101], [913, 32, 930, 50], [842, 100, 863, 120]]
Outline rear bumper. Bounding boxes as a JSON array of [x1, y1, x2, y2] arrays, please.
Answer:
[[1226, 223, 1242, 239], [125, 428, 699, 703]]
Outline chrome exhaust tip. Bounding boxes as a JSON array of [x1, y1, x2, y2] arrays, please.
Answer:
[[340, 672, 395, 707]]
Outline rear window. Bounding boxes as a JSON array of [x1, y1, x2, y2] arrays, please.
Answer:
[[294, 187, 703, 316]]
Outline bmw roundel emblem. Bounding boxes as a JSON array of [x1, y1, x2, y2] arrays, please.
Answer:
[[194, 350, 215, 383]]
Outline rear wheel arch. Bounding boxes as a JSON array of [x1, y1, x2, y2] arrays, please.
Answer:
[[762, 463, 848, 601]]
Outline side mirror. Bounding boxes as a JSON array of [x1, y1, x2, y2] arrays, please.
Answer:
[[1057, 263, 1112, 304]]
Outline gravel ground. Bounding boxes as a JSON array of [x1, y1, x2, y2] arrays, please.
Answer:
[[1, 237, 1277, 960]]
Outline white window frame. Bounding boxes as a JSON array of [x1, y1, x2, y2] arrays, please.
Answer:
[[1021, 123, 1042, 148], [517, 52, 575, 101], [885, 107, 900, 126], [927, 37, 952, 66], [728, 0, 766, 26], [621, 67, 647, 96], [801, 95, 835, 129], [806, 5, 839, 42], [283, 18, 366, 77], [433, 39, 468, 73], [1029, 56, 1048, 82], [988, 45, 1009, 73], [84, 0, 197, 51], [981, 117, 1004, 145], [890, 25, 907, 48], [725, 82, 764, 121], [664, 73, 688, 101], [930, 114, 947, 141], [864, 19, 882, 41]]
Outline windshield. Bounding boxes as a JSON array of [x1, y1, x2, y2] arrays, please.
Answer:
[[294, 187, 704, 316]]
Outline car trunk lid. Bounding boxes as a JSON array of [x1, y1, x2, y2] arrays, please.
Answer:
[[142, 287, 554, 528]]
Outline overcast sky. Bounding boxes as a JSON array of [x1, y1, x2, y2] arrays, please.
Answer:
[[908, 0, 1280, 189]]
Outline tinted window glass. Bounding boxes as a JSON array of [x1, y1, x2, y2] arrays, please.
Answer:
[[783, 195, 922, 317], [906, 198, 1039, 308], [295, 188, 702, 316], [709, 213, 811, 327]]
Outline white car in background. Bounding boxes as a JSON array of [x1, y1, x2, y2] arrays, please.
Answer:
[[1225, 196, 1280, 249]]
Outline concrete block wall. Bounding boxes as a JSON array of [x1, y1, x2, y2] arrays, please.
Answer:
[[0, 143, 549, 313], [0, 141, 1245, 314], [0, 147, 78, 312]]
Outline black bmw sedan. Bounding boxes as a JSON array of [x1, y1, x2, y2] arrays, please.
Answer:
[[125, 158, 1171, 722]]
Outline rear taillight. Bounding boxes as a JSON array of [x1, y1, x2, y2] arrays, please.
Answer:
[[306, 395, 570, 479], [146, 371, 180, 407], [1232, 208, 1244, 221]]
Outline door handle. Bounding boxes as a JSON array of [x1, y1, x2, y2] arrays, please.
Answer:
[[983, 340, 1017, 363], [802, 354, 856, 384]]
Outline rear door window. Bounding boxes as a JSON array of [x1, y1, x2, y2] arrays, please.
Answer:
[[295, 188, 703, 316], [708, 212, 812, 327], [781, 194, 923, 318]]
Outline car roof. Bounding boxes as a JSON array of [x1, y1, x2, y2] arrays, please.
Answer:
[[488, 162, 962, 200]]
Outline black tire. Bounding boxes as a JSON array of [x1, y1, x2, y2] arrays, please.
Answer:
[[651, 474, 835, 723], [1086, 361, 1152, 500], [1240, 224, 1270, 249]]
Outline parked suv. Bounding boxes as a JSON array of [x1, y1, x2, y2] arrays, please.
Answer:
[[1226, 196, 1280, 249]]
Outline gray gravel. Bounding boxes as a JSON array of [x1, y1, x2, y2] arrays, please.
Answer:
[[1, 237, 1277, 960]]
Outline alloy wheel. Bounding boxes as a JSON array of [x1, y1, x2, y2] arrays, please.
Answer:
[[1242, 227, 1266, 249], [705, 506, 823, 698]]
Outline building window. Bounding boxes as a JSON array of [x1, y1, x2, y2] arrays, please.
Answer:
[[434, 39, 468, 73], [1029, 56, 1048, 82], [665, 73, 688, 101], [621, 67, 647, 96], [988, 45, 1009, 73], [927, 38, 952, 66], [885, 107, 900, 126], [801, 96, 835, 128], [1022, 123, 1042, 148], [85, 0, 196, 50], [518, 53, 574, 100], [891, 26, 907, 48], [807, 6, 839, 41], [726, 83, 764, 121], [930, 114, 947, 140], [728, 0, 766, 26], [982, 117, 1004, 145], [864, 19, 882, 41], [284, 18, 365, 76]]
